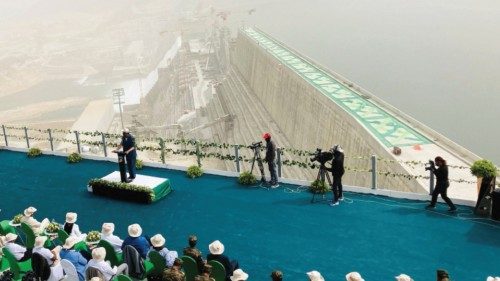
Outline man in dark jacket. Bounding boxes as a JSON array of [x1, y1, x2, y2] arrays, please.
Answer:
[[206, 240, 239, 281], [263, 133, 278, 188], [113, 128, 137, 181], [327, 145, 345, 206], [183, 235, 204, 273]]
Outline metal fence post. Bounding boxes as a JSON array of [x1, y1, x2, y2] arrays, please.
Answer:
[[234, 146, 240, 173], [2, 125, 8, 146], [371, 155, 377, 190], [277, 148, 282, 178], [159, 138, 165, 164], [196, 141, 202, 167], [101, 133, 107, 157], [74, 131, 81, 153], [24, 127, 30, 148], [48, 129, 54, 151]]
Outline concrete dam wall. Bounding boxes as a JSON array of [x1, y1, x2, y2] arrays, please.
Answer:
[[231, 27, 431, 193]]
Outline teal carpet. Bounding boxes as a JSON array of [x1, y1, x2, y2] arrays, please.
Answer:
[[0, 150, 499, 280]]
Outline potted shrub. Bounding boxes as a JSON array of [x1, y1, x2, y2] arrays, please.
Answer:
[[67, 152, 82, 163], [187, 165, 203, 178], [135, 159, 144, 170], [470, 159, 498, 194], [27, 147, 42, 158], [238, 171, 257, 185], [309, 179, 330, 194]]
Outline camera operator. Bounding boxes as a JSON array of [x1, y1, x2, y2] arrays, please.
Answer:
[[263, 133, 278, 188], [326, 145, 345, 206], [426, 156, 456, 212]]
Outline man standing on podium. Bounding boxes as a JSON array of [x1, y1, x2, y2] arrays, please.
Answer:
[[113, 128, 137, 181]]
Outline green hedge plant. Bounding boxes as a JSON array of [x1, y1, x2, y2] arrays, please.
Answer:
[[238, 171, 257, 185], [27, 147, 42, 158], [187, 165, 203, 178], [135, 159, 144, 170], [309, 179, 331, 194], [470, 159, 498, 179], [67, 152, 82, 163]]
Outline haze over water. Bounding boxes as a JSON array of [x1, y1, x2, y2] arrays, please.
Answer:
[[233, 0, 500, 165]]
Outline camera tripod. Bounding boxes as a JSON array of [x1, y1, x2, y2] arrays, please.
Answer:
[[250, 146, 266, 183], [311, 163, 332, 203]]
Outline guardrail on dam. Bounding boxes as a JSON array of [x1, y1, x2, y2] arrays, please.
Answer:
[[232, 27, 480, 196]]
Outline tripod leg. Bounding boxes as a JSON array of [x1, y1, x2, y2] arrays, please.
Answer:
[[257, 159, 266, 182]]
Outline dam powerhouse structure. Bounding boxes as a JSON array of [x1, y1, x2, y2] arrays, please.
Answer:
[[222, 27, 479, 201]]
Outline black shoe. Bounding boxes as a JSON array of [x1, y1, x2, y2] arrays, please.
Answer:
[[448, 207, 457, 212], [425, 204, 435, 209]]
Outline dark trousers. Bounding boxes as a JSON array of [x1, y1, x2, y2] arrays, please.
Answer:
[[430, 184, 455, 209], [19, 248, 33, 262], [126, 153, 136, 179], [268, 161, 278, 185], [332, 175, 343, 202]]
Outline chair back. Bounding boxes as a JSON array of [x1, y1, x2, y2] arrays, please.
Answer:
[[32, 253, 51, 281], [115, 274, 133, 281], [147, 251, 166, 277], [57, 229, 69, 246], [207, 260, 226, 281], [0, 220, 17, 235], [2, 247, 28, 280], [122, 245, 145, 279], [20, 222, 36, 248], [181, 255, 198, 281], [60, 259, 79, 281], [85, 266, 105, 281], [97, 239, 121, 267]]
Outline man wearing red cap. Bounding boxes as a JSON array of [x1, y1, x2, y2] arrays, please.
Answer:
[[263, 133, 278, 188]]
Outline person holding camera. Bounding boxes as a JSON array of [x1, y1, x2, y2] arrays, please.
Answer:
[[327, 144, 345, 206], [426, 156, 457, 212], [263, 132, 279, 188]]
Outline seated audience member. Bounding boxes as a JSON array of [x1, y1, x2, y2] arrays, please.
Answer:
[[150, 234, 178, 267], [122, 223, 149, 259], [21, 206, 49, 234], [206, 240, 239, 279], [183, 235, 204, 273], [86, 247, 129, 281], [307, 271, 324, 281], [2, 233, 31, 261], [59, 237, 88, 281], [230, 269, 248, 281], [163, 258, 185, 281], [437, 269, 450, 281], [32, 236, 61, 265], [271, 270, 283, 281], [195, 264, 215, 281], [346, 272, 364, 281], [64, 212, 86, 240], [487, 277, 500, 281], [101, 223, 123, 254], [395, 274, 413, 281]]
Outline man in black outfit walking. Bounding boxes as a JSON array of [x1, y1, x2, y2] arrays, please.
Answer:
[[426, 156, 457, 212], [263, 132, 279, 188], [328, 144, 345, 206]]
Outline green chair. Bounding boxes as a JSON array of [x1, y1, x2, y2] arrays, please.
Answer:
[[1, 248, 31, 280], [148, 251, 166, 277], [20, 222, 35, 248], [97, 240, 123, 267], [0, 220, 17, 235], [0, 256, 11, 272], [113, 274, 133, 281], [181, 255, 198, 281], [207, 260, 226, 281], [57, 229, 69, 245]]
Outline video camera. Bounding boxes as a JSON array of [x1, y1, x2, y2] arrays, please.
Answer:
[[425, 160, 435, 171], [248, 141, 263, 150], [309, 148, 334, 165]]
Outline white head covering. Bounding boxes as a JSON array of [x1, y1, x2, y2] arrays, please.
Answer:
[[208, 240, 225, 255], [4, 233, 18, 243], [65, 212, 77, 223], [63, 236, 78, 249], [487, 277, 500, 281], [101, 223, 115, 235], [24, 206, 37, 216], [90, 278, 103, 281], [230, 269, 249, 281], [151, 234, 166, 248], [128, 224, 142, 237], [307, 271, 325, 281], [92, 247, 106, 261], [123, 128, 130, 134], [346, 272, 364, 281], [35, 236, 48, 247], [395, 274, 413, 281]]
